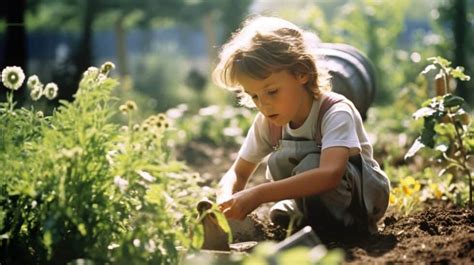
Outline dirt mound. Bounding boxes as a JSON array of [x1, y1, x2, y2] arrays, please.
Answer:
[[252, 202, 473, 263], [365, 204, 473, 264]]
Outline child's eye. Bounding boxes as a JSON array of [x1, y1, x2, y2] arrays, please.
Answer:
[[251, 95, 258, 100], [268, 89, 278, 95]]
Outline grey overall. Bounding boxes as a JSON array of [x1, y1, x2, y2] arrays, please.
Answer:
[[266, 96, 390, 234]]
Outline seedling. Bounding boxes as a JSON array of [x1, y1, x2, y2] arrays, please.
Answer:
[[406, 56, 472, 206]]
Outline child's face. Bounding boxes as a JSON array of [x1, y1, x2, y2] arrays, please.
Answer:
[[237, 70, 312, 128]]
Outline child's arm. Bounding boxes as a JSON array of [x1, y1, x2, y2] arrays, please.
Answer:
[[216, 157, 257, 204], [219, 146, 349, 220], [259, 146, 349, 201]]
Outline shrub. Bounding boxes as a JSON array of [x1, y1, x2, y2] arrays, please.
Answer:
[[0, 63, 206, 264]]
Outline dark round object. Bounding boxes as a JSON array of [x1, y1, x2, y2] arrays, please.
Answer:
[[316, 43, 377, 120]]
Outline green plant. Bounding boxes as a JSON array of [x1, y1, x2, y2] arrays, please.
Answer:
[[0, 63, 206, 264], [405, 56, 473, 206]]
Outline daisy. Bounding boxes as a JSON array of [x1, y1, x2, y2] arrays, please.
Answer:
[[1, 66, 25, 90], [43, 82, 59, 100]]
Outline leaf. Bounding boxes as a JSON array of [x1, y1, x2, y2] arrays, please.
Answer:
[[420, 64, 437, 75], [421, 97, 435, 107], [434, 143, 448, 152], [212, 206, 233, 244], [420, 118, 436, 148], [191, 223, 204, 249], [405, 138, 425, 160], [412, 107, 436, 120], [451, 66, 471, 81], [435, 123, 456, 138], [78, 223, 87, 236], [277, 247, 312, 265], [435, 70, 445, 80], [466, 155, 474, 170], [144, 184, 163, 205], [427, 56, 451, 68], [443, 94, 464, 108]]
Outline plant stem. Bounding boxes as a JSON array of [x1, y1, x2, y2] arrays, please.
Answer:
[[440, 65, 471, 207], [447, 108, 472, 207], [443, 75, 448, 95], [7, 91, 13, 112]]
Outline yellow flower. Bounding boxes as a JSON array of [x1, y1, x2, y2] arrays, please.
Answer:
[[157, 113, 167, 121], [119, 104, 128, 114], [125, 100, 137, 111], [389, 193, 398, 205], [400, 176, 420, 196], [429, 183, 443, 199]]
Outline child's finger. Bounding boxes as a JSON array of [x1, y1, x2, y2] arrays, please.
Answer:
[[218, 199, 234, 214]]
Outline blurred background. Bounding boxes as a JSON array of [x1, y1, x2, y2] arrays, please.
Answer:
[[1, 0, 473, 113]]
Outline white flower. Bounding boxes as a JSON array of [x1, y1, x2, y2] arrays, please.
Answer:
[[43, 82, 58, 100], [106, 150, 118, 165], [83, 67, 99, 79], [114, 176, 129, 193], [166, 104, 187, 119], [27, 75, 42, 90], [100, 61, 115, 75], [223, 126, 242, 137], [198, 105, 220, 116], [133, 239, 140, 247], [30, 87, 43, 101], [136, 170, 156, 182], [125, 100, 137, 111], [60, 147, 83, 159], [145, 239, 156, 253], [1, 66, 25, 90], [107, 243, 120, 250]]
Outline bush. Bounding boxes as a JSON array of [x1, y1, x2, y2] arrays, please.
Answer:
[[0, 63, 206, 264]]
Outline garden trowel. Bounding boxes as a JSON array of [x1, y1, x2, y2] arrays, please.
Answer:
[[197, 198, 230, 251], [197, 198, 258, 251]]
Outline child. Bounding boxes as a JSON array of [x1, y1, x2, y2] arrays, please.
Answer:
[[213, 16, 390, 235]]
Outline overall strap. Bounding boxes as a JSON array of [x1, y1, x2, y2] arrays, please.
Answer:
[[268, 92, 346, 149], [314, 92, 346, 144]]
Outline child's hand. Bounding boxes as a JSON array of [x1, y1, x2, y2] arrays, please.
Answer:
[[218, 187, 261, 220], [216, 190, 232, 205]]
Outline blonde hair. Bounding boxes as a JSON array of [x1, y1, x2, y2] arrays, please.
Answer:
[[213, 16, 332, 108]]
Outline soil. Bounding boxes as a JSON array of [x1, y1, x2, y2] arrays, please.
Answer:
[[177, 141, 474, 264]]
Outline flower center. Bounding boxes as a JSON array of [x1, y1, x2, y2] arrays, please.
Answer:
[[8, 73, 18, 83]]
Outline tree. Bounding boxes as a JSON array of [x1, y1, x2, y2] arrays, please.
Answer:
[[1, 0, 27, 103], [437, 0, 473, 105], [22, 0, 188, 102]]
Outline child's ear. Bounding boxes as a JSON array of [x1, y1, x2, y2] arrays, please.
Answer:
[[297, 73, 309, 85]]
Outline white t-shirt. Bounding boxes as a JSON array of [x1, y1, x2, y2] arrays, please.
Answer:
[[238, 95, 380, 168]]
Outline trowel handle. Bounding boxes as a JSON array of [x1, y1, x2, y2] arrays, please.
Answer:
[[274, 226, 321, 252], [196, 198, 213, 215]]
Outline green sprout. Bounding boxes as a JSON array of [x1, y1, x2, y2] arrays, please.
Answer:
[[406, 56, 472, 206]]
